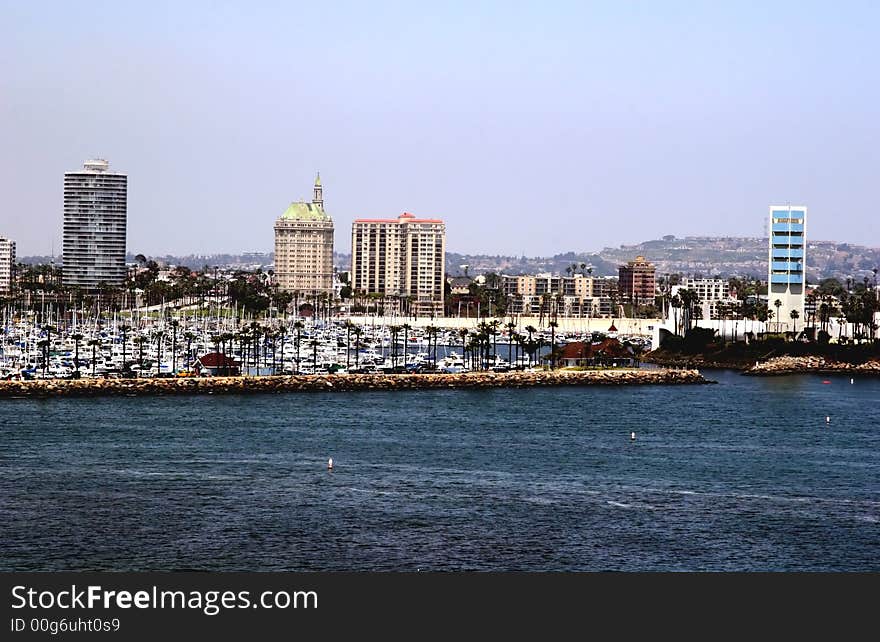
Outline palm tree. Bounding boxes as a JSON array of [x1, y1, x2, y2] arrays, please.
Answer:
[[425, 325, 439, 369], [169, 319, 179, 376], [524, 325, 537, 367], [293, 320, 304, 374], [505, 321, 516, 367], [119, 324, 131, 373], [264, 328, 276, 374], [210, 333, 222, 357], [805, 293, 817, 337], [790, 309, 800, 335], [71, 333, 83, 377], [88, 338, 101, 376], [36, 338, 49, 376], [773, 299, 782, 333], [548, 320, 559, 369], [183, 331, 195, 371], [277, 326, 287, 374], [353, 326, 362, 368], [309, 338, 320, 373], [248, 321, 261, 371], [134, 336, 146, 373], [488, 319, 500, 364], [458, 328, 469, 366], [40, 324, 56, 375], [389, 325, 402, 369], [402, 323, 412, 366], [344, 320, 354, 369], [153, 330, 165, 376]]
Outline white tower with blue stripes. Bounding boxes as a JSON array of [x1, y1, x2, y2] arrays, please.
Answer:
[[767, 205, 807, 333]]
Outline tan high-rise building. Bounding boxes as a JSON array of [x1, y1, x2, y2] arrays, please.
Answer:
[[274, 174, 334, 295], [351, 212, 446, 317]]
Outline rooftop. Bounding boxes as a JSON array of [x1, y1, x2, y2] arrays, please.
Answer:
[[278, 201, 331, 222], [354, 212, 444, 224]]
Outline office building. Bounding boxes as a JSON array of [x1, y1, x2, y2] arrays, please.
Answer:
[[351, 212, 445, 317], [768, 205, 807, 331], [62, 159, 127, 290], [274, 174, 334, 296]]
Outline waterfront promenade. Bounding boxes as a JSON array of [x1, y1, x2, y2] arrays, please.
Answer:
[[0, 368, 708, 397]]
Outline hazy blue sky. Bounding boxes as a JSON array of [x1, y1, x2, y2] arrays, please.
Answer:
[[2, 1, 878, 256]]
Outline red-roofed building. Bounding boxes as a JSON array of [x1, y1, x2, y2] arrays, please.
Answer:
[[557, 339, 635, 367], [351, 212, 446, 317], [194, 352, 241, 376]]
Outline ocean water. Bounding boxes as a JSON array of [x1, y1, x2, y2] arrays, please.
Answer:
[[1, 370, 878, 571]]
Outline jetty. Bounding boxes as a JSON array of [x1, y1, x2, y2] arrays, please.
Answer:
[[0, 368, 710, 398], [744, 356, 880, 376]]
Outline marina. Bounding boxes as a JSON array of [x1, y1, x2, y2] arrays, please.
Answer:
[[0, 304, 654, 381]]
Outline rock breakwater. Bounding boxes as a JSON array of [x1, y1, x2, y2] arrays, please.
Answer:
[[0, 369, 711, 398], [745, 356, 880, 376]]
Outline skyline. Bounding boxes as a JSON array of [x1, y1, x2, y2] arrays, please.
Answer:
[[3, 1, 880, 256]]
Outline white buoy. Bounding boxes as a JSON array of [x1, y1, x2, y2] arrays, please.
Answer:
[[328, 457, 334, 470], [850, 378, 854, 384], [825, 416, 830, 424], [630, 431, 636, 441]]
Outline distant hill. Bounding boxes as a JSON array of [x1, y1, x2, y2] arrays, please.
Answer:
[[19, 236, 880, 282], [444, 237, 880, 282]]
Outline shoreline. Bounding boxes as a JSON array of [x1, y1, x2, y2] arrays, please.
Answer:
[[0, 369, 711, 398]]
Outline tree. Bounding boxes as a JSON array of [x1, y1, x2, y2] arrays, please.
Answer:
[[458, 328, 469, 367], [402, 323, 412, 366], [119, 324, 131, 373], [153, 331, 165, 376], [36, 339, 49, 376], [88, 338, 101, 377], [310, 338, 320, 373], [71, 333, 83, 377], [790, 309, 800, 335], [293, 321, 304, 374], [505, 321, 516, 368], [815, 278, 845, 298], [277, 325, 287, 374], [169, 319, 179, 375], [344, 320, 354, 370], [773, 299, 782, 333], [425, 325, 439, 370], [548, 320, 558, 369], [389, 325, 402, 369], [524, 325, 537, 367], [183, 331, 195, 371], [353, 326, 362, 368], [134, 336, 147, 373]]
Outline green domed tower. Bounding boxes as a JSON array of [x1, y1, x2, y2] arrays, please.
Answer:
[[274, 173, 335, 295]]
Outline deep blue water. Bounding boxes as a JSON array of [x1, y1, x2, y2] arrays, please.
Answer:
[[1, 371, 878, 571]]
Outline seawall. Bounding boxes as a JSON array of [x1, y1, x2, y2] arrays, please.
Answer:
[[0, 369, 711, 398]]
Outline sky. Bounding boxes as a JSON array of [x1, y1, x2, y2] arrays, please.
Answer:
[[1, 1, 879, 257]]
